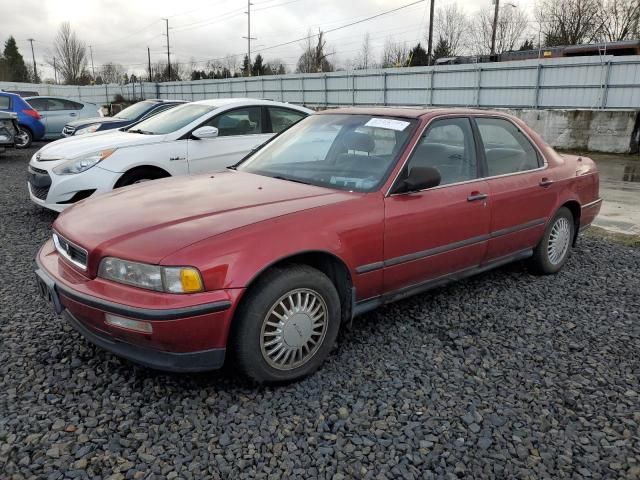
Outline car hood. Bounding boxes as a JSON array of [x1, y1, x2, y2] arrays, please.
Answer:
[[53, 171, 358, 269], [35, 130, 165, 160], [66, 116, 127, 128]]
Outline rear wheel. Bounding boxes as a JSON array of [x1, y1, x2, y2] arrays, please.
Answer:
[[530, 207, 574, 274], [15, 126, 32, 149], [114, 167, 169, 188], [232, 265, 341, 384]]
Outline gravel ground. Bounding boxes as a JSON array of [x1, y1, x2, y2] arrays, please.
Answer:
[[1, 144, 639, 480]]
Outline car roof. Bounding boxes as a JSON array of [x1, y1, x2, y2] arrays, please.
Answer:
[[315, 107, 495, 119]]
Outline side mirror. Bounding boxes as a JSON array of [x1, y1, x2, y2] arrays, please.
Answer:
[[192, 126, 219, 139], [392, 166, 441, 194]]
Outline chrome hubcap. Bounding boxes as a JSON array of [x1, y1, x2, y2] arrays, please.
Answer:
[[260, 288, 328, 371], [548, 217, 571, 265], [15, 129, 29, 147]]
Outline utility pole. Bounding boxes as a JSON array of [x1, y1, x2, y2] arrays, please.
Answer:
[[426, 0, 435, 66], [53, 57, 58, 84], [27, 38, 38, 83], [242, 0, 256, 76], [490, 0, 500, 57], [89, 45, 96, 79], [163, 18, 171, 80], [147, 46, 152, 82]]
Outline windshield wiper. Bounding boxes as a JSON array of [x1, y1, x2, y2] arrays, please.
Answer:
[[127, 128, 153, 135], [272, 175, 313, 186]]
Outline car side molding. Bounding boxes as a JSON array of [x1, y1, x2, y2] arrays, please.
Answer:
[[353, 248, 534, 318]]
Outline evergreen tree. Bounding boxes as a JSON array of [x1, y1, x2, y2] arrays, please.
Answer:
[[277, 64, 286, 75], [241, 55, 251, 76], [3, 36, 29, 82], [519, 39, 535, 51], [251, 54, 265, 76], [407, 43, 429, 67], [432, 37, 453, 62]]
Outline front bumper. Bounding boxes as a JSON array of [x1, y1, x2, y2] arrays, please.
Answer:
[[63, 310, 226, 372], [36, 242, 241, 372], [28, 163, 121, 212]]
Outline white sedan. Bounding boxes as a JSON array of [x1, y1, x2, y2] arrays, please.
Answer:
[[28, 98, 312, 212]]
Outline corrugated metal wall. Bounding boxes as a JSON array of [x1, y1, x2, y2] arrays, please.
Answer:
[[2, 55, 640, 110]]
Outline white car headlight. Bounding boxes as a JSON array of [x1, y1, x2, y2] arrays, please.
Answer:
[[98, 257, 204, 294], [52, 149, 116, 175], [75, 124, 101, 136]]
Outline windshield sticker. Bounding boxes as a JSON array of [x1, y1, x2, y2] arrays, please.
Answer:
[[364, 118, 410, 131]]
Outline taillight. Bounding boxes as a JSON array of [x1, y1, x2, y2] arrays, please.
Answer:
[[22, 109, 41, 120]]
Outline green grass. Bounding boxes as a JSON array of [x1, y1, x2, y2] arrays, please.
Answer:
[[585, 226, 640, 248]]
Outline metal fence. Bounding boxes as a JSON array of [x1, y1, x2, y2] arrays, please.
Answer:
[[3, 55, 640, 110]]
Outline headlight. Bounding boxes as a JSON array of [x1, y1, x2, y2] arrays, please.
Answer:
[[53, 149, 116, 175], [75, 124, 100, 135], [98, 257, 204, 294]]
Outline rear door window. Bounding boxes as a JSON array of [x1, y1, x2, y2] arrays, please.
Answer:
[[28, 98, 48, 111], [268, 107, 307, 133], [475, 118, 541, 176]]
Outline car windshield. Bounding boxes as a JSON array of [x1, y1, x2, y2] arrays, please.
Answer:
[[128, 104, 214, 135], [237, 114, 417, 192], [113, 101, 158, 120]]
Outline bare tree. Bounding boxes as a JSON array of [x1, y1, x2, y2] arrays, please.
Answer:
[[99, 62, 125, 84], [469, 6, 530, 55], [48, 22, 88, 84], [597, 0, 640, 41], [536, 0, 602, 46], [223, 54, 239, 76], [355, 33, 374, 70], [433, 4, 469, 56], [296, 29, 334, 73], [381, 39, 409, 68]]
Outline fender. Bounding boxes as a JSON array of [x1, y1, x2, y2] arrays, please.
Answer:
[[159, 193, 386, 301]]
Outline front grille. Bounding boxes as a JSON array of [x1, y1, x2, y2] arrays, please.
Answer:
[[53, 232, 88, 270], [28, 167, 51, 200], [30, 184, 50, 200], [62, 125, 75, 136], [29, 166, 47, 175]]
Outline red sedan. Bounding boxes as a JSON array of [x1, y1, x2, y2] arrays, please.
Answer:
[[35, 108, 601, 383]]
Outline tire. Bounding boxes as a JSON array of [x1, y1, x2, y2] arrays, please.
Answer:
[[530, 207, 575, 275], [15, 126, 32, 149], [232, 265, 342, 384], [114, 167, 169, 188]]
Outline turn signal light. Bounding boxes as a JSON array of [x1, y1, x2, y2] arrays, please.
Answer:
[[105, 314, 153, 334], [180, 269, 204, 293]]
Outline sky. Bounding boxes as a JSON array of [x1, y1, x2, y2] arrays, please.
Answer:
[[1, 0, 536, 81]]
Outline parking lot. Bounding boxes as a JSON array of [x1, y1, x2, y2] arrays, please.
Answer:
[[0, 144, 638, 479]]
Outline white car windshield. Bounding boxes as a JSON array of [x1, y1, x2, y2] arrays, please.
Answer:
[[237, 114, 417, 192], [113, 101, 156, 120], [128, 104, 215, 135]]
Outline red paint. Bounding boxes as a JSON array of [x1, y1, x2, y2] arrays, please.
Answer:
[[38, 108, 601, 358]]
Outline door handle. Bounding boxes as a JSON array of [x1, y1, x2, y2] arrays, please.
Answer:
[[467, 192, 488, 202], [539, 178, 554, 187], [69, 113, 77, 116]]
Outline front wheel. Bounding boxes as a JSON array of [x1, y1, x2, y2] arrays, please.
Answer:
[[15, 127, 32, 149], [530, 207, 575, 274], [114, 167, 169, 188], [232, 265, 341, 384]]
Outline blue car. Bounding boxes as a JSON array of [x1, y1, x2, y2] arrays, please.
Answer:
[[0, 92, 45, 148], [61, 99, 186, 137]]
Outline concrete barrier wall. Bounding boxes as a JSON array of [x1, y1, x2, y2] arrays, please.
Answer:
[[504, 109, 638, 154]]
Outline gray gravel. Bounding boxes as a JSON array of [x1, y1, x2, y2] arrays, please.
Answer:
[[1, 144, 639, 480]]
